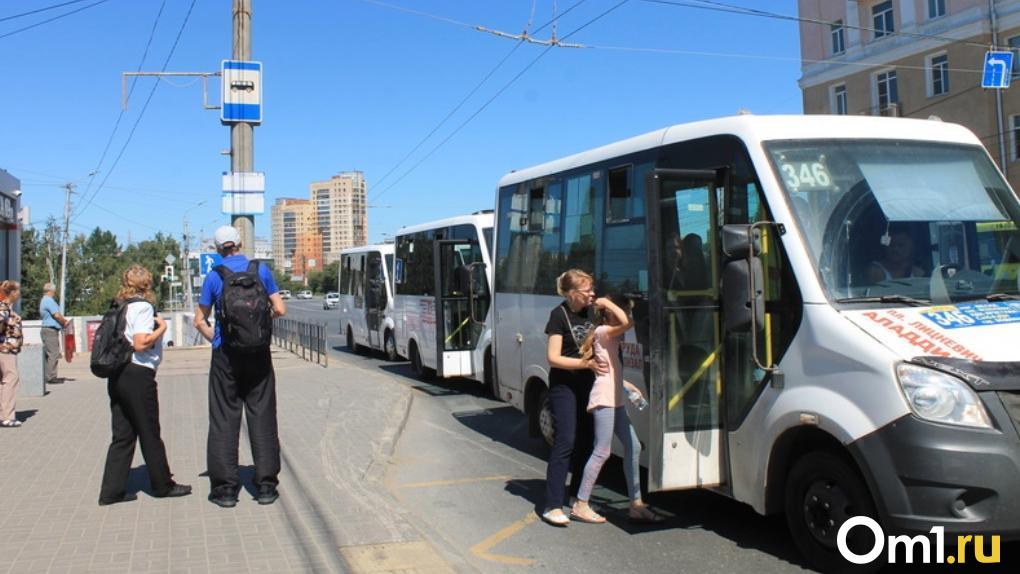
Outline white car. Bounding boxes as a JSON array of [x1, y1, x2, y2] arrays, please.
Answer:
[[279, 289, 292, 300], [323, 292, 340, 309], [297, 290, 313, 300]]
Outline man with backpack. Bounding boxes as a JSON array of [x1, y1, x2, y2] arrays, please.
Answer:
[[194, 225, 286, 508]]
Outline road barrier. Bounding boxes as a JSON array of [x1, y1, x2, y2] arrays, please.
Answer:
[[272, 318, 329, 367]]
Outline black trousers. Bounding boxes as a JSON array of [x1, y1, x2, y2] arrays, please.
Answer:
[[99, 363, 174, 501], [544, 376, 595, 511], [207, 346, 280, 496]]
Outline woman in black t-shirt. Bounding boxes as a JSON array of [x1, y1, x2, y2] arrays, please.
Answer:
[[541, 269, 609, 526]]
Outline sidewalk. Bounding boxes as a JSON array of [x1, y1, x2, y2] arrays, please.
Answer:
[[0, 347, 459, 574]]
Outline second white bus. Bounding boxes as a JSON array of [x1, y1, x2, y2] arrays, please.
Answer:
[[338, 244, 397, 360]]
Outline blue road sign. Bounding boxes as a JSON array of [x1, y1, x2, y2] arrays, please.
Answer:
[[199, 253, 223, 276], [221, 60, 263, 123], [983, 51, 1014, 89]]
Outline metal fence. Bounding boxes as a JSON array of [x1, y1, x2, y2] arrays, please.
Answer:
[[272, 318, 328, 367]]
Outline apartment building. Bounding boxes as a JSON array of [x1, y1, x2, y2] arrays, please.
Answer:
[[308, 171, 368, 264], [798, 0, 1020, 189], [270, 198, 322, 279]]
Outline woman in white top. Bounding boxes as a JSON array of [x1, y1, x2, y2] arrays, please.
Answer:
[[98, 265, 192, 506]]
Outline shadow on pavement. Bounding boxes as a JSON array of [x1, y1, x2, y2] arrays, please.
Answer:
[[454, 404, 813, 571], [377, 364, 495, 399], [14, 409, 38, 422]]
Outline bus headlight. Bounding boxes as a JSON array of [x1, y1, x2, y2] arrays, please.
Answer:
[[896, 363, 992, 429]]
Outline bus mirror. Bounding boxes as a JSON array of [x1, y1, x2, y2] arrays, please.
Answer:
[[722, 258, 764, 333], [721, 224, 761, 260]]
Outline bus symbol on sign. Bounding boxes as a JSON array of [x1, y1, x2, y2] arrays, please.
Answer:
[[982, 51, 1013, 89]]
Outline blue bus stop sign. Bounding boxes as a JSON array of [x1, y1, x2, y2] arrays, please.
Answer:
[[983, 51, 1014, 89], [199, 253, 223, 276]]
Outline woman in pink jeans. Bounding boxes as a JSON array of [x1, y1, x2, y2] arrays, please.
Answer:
[[570, 295, 663, 524]]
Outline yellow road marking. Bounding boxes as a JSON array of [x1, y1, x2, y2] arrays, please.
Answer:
[[470, 511, 537, 566], [399, 475, 512, 489]]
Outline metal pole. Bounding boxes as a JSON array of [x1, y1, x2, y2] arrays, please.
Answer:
[[231, 0, 255, 256], [183, 217, 195, 312], [991, 0, 1008, 176], [59, 183, 73, 312]]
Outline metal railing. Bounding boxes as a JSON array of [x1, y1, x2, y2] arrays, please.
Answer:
[[272, 318, 328, 367]]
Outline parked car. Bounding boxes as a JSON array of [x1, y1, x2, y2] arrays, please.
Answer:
[[297, 290, 313, 300], [279, 289, 292, 299], [323, 292, 340, 309]]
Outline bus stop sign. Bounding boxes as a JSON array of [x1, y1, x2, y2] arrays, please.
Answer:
[[982, 51, 1013, 89]]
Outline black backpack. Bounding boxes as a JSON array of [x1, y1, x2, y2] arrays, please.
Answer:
[[90, 297, 149, 378], [214, 260, 273, 352]]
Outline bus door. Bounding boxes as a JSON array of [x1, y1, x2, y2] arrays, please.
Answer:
[[365, 251, 387, 349], [434, 239, 486, 377], [645, 169, 726, 491]]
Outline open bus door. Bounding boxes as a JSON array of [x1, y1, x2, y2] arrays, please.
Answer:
[[365, 251, 387, 349], [645, 169, 727, 491], [433, 239, 486, 378]]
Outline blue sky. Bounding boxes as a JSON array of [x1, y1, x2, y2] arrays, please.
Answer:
[[0, 0, 803, 246]]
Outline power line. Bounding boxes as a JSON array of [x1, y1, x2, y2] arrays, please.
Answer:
[[0, 0, 114, 40], [0, 0, 96, 23], [371, 0, 631, 203], [73, 0, 197, 222], [74, 0, 168, 218]]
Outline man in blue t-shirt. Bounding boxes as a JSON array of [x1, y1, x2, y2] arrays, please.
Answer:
[[39, 283, 70, 385], [194, 225, 286, 508]]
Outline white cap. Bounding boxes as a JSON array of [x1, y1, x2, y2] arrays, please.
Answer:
[[214, 225, 241, 249]]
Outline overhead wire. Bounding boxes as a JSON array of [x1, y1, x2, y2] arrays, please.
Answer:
[[368, 0, 591, 193], [371, 0, 631, 203], [0, 0, 96, 23], [0, 0, 114, 40], [73, 0, 197, 224]]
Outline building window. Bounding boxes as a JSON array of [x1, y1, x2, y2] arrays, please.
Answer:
[[832, 84, 848, 115], [929, 53, 949, 96], [873, 1, 894, 40], [876, 70, 898, 111], [1010, 36, 1020, 79], [1012, 115, 1020, 161], [928, 0, 945, 19], [831, 20, 845, 55]]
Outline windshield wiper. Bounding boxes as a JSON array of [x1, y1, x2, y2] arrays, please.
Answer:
[[986, 293, 1020, 302], [835, 295, 930, 307]]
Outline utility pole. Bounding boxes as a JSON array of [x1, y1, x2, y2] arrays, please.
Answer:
[[182, 218, 195, 312], [231, 0, 255, 255], [59, 183, 74, 312]]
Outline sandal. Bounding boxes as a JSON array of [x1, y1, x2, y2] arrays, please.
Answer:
[[569, 507, 607, 524], [1, 420, 22, 428], [541, 509, 570, 527], [628, 507, 665, 524]]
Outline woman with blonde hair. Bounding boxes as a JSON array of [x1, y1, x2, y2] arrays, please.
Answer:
[[540, 269, 608, 526], [0, 280, 25, 427], [98, 265, 191, 505]]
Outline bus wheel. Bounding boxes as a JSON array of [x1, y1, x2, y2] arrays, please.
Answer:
[[537, 388, 554, 448], [484, 348, 498, 399], [384, 331, 398, 362], [346, 327, 361, 354], [409, 342, 431, 380], [784, 451, 880, 573]]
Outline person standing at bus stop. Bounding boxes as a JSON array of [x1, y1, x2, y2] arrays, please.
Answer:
[[541, 269, 608, 527], [194, 225, 286, 508], [39, 283, 70, 385]]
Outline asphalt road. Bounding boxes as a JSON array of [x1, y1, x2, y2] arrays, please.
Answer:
[[279, 298, 1006, 574]]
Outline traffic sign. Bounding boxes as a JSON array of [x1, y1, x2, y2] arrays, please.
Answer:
[[221, 60, 263, 123], [199, 253, 223, 276], [982, 51, 1014, 89]]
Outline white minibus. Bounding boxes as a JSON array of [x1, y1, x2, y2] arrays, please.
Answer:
[[392, 212, 495, 391], [493, 114, 1020, 570], [338, 244, 397, 360]]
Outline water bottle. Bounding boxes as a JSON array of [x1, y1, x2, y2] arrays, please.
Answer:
[[628, 388, 648, 411]]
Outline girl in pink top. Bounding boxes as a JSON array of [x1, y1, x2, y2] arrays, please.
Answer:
[[570, 296, 663, 524]]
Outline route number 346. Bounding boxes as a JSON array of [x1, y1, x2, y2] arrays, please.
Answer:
[[780, 162, 833, 191]]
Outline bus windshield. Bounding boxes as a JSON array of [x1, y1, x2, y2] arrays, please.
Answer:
[[765, 140, 1020, 305]]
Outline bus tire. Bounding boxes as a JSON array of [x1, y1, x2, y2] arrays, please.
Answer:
[[536, 387, 554, 448], [346, 327, 361, 354], [409, 341, 432, 380], [484, 347, 498, 399], [784, 451, 880, 573], [384, 331, 399, 362]]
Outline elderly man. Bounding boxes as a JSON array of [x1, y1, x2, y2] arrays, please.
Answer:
[[39, 283, 69, 385]]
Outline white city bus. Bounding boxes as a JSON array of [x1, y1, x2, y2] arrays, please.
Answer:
[[338, 244, 398, 360], [493, 115, 1020, 570], [393, 212, 495, 390]]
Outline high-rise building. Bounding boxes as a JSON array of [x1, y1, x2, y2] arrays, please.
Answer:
[[308, 171, 367, 264], [270, 198, 321, 279], [798, 1, 1020, 189]]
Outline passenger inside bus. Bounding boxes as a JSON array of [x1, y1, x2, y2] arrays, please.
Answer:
[[867, 227, 926, 283]]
